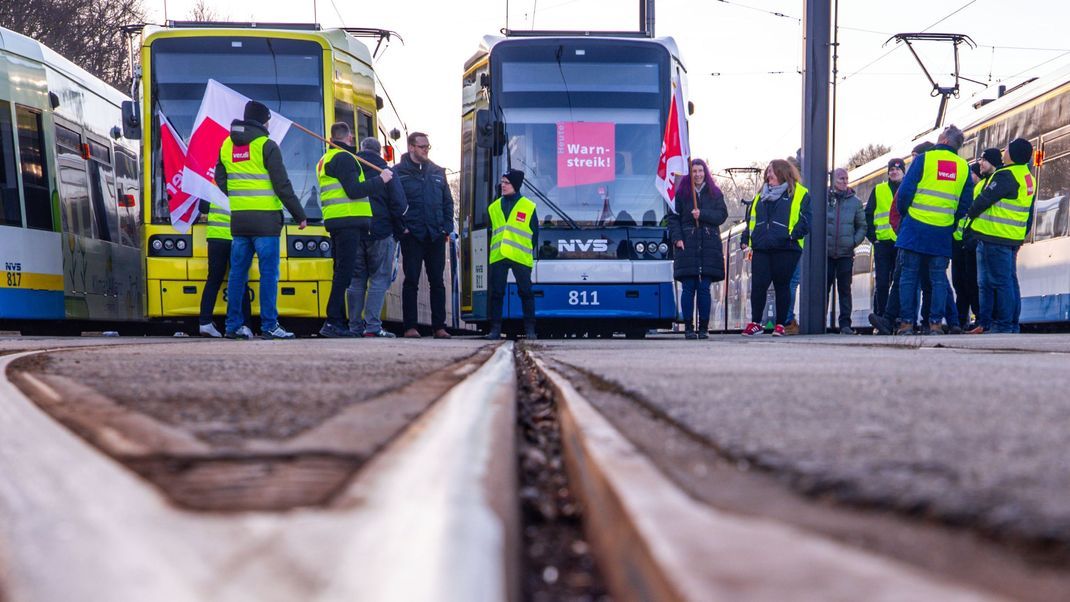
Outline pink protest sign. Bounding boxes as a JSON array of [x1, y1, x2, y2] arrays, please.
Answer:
[[556, 122, 614, 187]]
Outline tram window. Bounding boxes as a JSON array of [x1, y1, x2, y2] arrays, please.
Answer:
[[1034, 153, 1070, 241], [87, 139, 111, 165], [54, 123, 96, 239], [0, 101, 21, 227], [334, 100, 355, 132], [356, 109, 373, 142], [88, 158, 119, 243], [114, 147, 141, 248], [15, 107, 52, 231]]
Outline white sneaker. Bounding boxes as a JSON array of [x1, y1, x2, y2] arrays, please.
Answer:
[[199, 323, 222, 338], [262, 325, 296, 340], [237, 325, 254, 338]]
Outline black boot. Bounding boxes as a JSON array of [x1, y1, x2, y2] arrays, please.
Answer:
[[484, 322, 502, 340], [524, 320, 537, 340], [697, 319, 709, 339], [684, 326, 697, 340]]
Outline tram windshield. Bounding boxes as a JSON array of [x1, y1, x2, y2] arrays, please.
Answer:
[[497, 44, 668, 228], [149, 36, 325, 224]]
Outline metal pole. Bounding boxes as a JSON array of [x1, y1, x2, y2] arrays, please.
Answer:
[[641, 0, 656, 38], [800, 0, 832, 334]]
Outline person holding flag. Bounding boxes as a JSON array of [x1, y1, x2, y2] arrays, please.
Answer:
[[217, 100, 308, 339]]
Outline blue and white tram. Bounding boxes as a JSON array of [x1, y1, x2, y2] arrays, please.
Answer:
[[459, 33, 685, 338], [0, 26, 143, 335]]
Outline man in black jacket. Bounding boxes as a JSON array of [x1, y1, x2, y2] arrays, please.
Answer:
[[347, 136, 408, 337], [217, 101, 307, 340], [317, 122, 392, 338], [396, 132, 454, 338]]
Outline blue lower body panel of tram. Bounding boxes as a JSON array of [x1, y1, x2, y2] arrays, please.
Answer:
[[0, 288, 65, 320], [501, 282, 676, 320]]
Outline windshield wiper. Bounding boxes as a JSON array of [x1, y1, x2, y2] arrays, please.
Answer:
[[522, 179, 579, 230]]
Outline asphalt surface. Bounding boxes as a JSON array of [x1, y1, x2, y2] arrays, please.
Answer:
[[531, 334, 1070, 547]]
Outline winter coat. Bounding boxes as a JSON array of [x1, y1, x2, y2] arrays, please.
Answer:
[[395, 153, 454, 240], [667, 183, 728, 281], [895, 144, 974, 258], [826, 188, 866, 258], [740, 187, 812, 252], [320, 141, 387, 234], [356, 148, 408, 240], [215, 119, 307, 237]]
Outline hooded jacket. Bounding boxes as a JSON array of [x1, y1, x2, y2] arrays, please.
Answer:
[[667, 182, 728, 281], [395, 152, 454, 240], [214, 119, 307, 237], [826, 187, 866, 258], [356, 149, 408, 240], [319, 141, 387, 233]]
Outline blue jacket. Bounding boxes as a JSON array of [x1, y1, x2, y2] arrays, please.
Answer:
[[396, 153, 454, 240], [740, 187, 812, 252], [895, 144, 974, 257], [357, 149, 408, 240]]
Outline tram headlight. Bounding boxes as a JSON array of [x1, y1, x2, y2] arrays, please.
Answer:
[[318, 240, 330, 253], [658, 242, 669, 254], [634, 242, 646, 254], [163, 239, 175, 250], [294, 240, 305, 251], [175, 239, 187, 251], [151, 239, 163, 251]]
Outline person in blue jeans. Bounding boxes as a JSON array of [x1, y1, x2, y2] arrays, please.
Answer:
[[216, 101, 308, 339], [892, 125, 974, 335]]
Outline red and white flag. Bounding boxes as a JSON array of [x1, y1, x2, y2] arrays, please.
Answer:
[[179, 79, 293, 212], [655, 70, 691, 212], [159, 111, 200, 232]]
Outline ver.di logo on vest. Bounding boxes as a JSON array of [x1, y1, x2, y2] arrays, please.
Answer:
[[937, 160, 958, 181], [232, 146, 251, 162]]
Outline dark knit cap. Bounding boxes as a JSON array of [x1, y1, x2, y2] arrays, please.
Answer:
[[503, 169, 525, 191], [244, 101, 271, 125], [887, 158, 906, 172], [981, 147, 1004, 168], [1008, 138, 1033, 164]]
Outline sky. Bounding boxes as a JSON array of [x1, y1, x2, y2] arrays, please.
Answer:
[[142, 0, 1070, 176]]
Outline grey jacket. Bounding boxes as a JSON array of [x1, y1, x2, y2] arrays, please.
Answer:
[[826, 188, 866, 258]]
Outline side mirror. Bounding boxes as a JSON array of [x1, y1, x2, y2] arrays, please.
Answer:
[[475, 109, 496, 149], [688, 101, 695, 116], [121, 100, 141, 140], [389, 128, 401, 141]]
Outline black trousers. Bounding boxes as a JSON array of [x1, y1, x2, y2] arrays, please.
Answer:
[[872, 240, 897, 317], [488, 259, 535, 324], [200, 238, 250, 326], [401, 234, 447, 330], [827, 256, 854, 329], [951, 239, 979, 326], [326, 227, 362, 325], [750, 249, 800, 325]]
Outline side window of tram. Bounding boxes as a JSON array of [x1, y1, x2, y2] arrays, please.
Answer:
[[14, 106, 52, 231], [0, 101, 20, 226], [1034, 153, 1070, 241], [54, 124, 96, 239], [356, 110, 373, 142], [86, 137, 119, 243], [114, 147, 140, 248], [334, 100, 355, 134]]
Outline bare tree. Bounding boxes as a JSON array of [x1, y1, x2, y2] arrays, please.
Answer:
[[189, 0, 224, 22], [846, 143, 892, 170], [0, 0, 145, 91]]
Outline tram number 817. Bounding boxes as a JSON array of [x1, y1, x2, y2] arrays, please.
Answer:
[[5, 262, 22, 287], [568, 290, 600, 306]]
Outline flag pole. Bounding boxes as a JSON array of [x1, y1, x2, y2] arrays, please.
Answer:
[[688, 157, 699, 226], [289, 121, 386, 173]]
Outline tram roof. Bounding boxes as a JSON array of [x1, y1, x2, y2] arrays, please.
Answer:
[[465, 34, 684, 73], [141, 24, 372, 66], [0, 26, 129, 106]]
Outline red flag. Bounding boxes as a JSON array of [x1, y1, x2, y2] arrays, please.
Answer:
[[655, 71, 691, 212], [180, 79, 293, 211], [159, 112, 199, 232]]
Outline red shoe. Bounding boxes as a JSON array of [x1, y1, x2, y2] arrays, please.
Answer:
[[741, 322, 763, 337], [772, 324, 786, 337]]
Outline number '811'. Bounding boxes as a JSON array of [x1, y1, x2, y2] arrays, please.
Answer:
[[568, 290, 600, 306]]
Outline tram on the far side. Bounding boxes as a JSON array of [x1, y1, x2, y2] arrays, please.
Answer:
[[459, 33, 687, 338]]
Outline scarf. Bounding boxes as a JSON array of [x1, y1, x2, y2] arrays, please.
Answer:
[[760, 182, 789, 202]]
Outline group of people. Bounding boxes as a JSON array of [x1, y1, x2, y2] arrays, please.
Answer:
[[196, 100, 457, 340], [670, 123, 1036, 338]]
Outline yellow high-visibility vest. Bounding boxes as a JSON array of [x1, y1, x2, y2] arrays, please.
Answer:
[[317, 147, 372, 222], [873, 182, 897, 242], [219, 136, 282, 213], [908, 149, 967, 227], [489, 196, 536, 267], [748, 184, 809, 249], [205, 202, 231, 241], [970, 164, 1035, 243]]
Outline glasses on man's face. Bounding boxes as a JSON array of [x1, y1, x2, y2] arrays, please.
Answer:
[[414, 144, 431, 150]]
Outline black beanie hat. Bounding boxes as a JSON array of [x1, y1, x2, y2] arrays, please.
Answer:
[[244, 101, 271, 125], [503, 168, 525, 191], [887, 158, 906, 172], [981, 147, 1004, 168], [1008, 138, 1033, 164]]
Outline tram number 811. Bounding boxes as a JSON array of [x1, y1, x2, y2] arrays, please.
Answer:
[[568, 290, 600, 306]]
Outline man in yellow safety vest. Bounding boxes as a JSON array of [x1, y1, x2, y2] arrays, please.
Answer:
[[484, 169, 538, 340], [864, 157, 905, 321]]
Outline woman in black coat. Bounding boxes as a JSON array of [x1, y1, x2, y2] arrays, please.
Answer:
[[667, 159, 728, 339]]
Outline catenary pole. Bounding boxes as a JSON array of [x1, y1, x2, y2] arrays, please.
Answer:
[[800, 0, 831, 334]]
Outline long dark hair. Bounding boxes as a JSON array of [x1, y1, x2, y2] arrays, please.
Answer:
[[690, 158, 722, 197]]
